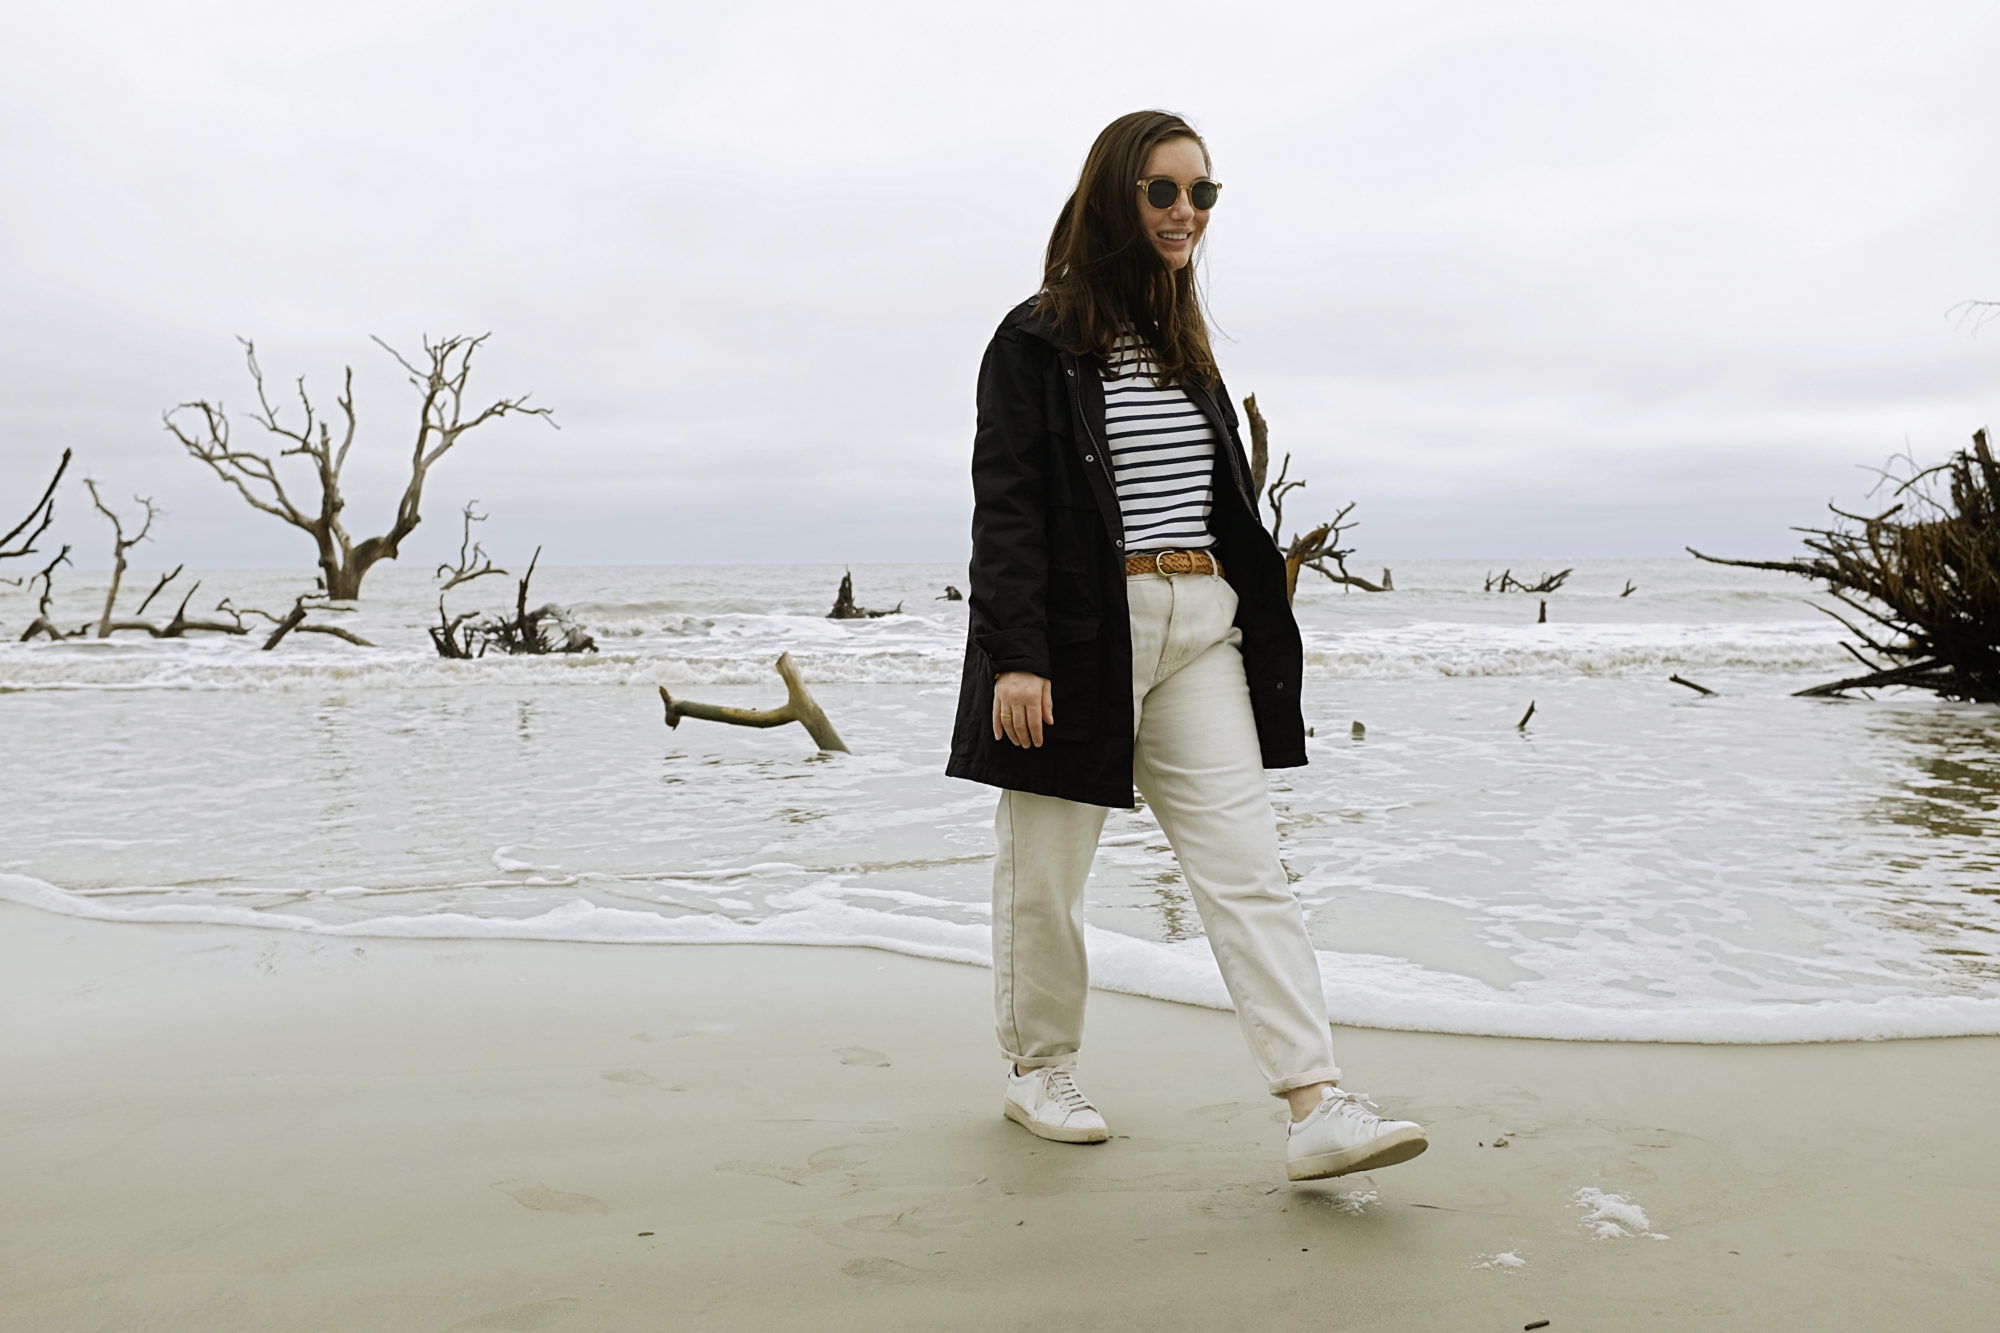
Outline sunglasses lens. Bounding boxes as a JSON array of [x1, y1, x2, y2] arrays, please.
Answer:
[[1190, 181, 1219, 210], [1145, 179, 1179, 209]]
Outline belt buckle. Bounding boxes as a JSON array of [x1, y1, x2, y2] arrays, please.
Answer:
[[1159, 550, 1192, 577]]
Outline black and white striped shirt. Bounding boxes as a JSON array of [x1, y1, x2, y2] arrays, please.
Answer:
[[1100, 331, 1217, 552]]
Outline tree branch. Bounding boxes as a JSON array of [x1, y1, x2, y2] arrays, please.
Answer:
[[82, 479, 157, 638], [1, 448, 71, 563]]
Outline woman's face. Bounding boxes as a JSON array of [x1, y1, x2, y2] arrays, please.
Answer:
[[1137, 136, 1211, 271]]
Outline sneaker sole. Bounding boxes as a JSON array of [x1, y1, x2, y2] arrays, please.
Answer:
[[1286, 1125, 1429, 1181], [1003, 1099, 1110, 1144]]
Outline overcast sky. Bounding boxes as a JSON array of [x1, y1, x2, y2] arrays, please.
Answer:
[[3, 0, 1995, 571]]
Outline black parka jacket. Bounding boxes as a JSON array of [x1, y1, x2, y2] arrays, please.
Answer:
[[945, 298, 1307, 808]]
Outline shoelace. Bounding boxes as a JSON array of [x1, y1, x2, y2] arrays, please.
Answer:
[[1042, 1067, 1094, 1112], [1320, 1088, 1385, 1128]]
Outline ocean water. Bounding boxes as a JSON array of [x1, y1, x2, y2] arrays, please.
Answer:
[[3, 558, 1997, 1043]]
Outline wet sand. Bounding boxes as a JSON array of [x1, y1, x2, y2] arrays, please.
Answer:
[[2, 900, 1994, 1331]]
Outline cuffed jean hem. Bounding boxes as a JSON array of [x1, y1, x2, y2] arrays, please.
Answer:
[[1001, 1053, 1077, 1071], [1267, 1063, 1345, 1098]]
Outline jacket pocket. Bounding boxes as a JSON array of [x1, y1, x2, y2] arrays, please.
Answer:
[[1045, 612, 1100, 742]]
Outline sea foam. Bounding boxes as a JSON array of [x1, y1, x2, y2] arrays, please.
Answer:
[[8, 872, 1998, 1045]]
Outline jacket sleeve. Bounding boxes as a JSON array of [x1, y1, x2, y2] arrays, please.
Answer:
[[966, 328, 1052, 677]]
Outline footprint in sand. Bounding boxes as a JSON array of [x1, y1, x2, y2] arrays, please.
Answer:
[[844, 1208, 972, 1238], [490, 1179, 610, 1214], [600, 1068, 655, 1085], [717, 1145, 870, 1188], [717, 1160, 811, 1186], [835, 1046, 892, 1067], [444, 1296, 583, 1331], [841, 1257, 921, 1284]]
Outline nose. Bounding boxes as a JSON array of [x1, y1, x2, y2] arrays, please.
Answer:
[[1167, 191, 1196, 224]]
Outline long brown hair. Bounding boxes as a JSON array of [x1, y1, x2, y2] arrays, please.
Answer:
[[1037, 110, 1220, 388]]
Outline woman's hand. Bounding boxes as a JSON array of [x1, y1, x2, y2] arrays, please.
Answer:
[[992, 672, 1055, 748]]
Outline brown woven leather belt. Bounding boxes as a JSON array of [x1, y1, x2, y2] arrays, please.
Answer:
[[1124, 549, 1224, 578]]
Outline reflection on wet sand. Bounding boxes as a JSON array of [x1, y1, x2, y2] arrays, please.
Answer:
[[1857, 703, 2000, 980]]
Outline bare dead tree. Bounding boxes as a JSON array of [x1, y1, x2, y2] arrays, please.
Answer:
[[828, 570, 901, 619], [154, 585, 254, 639], [429, 547, 595, 657], [1690, 429, 2000, 701], [214, 595, 375, 650], [1483, 568, 1573, 594], [1244, 393, 1271, 505], [164, 335, 554, 600], [10, 541, 292, 643], [1947, 299, 2000, 335], [431, 596, 482, 659], [659, 652, 850, 753], [1263, 452, 1384, 601], [82, 480, 158, 638], [17, 545, 71, 641], [134, 564, 186, 617], [436, 500, 507, 590], [1246, 398, 1386, 602], [2, 449, 70, 572]]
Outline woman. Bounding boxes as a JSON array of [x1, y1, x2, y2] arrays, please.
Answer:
[[945, 110, 1427, 1183]]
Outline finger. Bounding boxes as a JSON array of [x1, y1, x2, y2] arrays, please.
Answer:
[[992, 695, 1004, 742], [1005, 708, 1028, 748], [1041, 679, 1055, 726], [1027, 708, 1044, 747]]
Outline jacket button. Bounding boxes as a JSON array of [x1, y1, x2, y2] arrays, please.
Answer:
[[1114, 539, 1124, 547], [1066, 368, 1075, 377], [1084, 454, 1094, 462]]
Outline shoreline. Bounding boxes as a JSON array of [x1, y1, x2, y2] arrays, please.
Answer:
[[9, 873, 1996, 1047], [3, 901, 1996, 1331]]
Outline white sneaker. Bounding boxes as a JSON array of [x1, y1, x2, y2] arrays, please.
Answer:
[[1285, 1086, 1427, 1181], [1003, 1064, 1110, 1144]]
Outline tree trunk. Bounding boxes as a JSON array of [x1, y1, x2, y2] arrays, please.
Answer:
[[321, 555, 365, 601]]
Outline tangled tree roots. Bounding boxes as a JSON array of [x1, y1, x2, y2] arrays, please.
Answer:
[[1690, 429, 2000, 702], [431, 546, 596, 658]]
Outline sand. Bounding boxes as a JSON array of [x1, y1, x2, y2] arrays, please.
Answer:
[[2, 899, 1995, 1332]]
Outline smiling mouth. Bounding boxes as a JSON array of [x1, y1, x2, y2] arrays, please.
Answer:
[[1157, 231, 1192, 243]]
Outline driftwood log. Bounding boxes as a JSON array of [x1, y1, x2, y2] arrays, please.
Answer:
[[1690, 429, 2000, 702], [828, 570, 900, 619], [1484, 568, 1573, 594], [658, 652, 850, 753]]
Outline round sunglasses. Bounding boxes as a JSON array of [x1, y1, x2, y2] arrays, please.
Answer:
[[1137, 177, 1222, 211]]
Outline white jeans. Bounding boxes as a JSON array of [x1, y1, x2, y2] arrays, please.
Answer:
[[991, 571, 1342, 1096]]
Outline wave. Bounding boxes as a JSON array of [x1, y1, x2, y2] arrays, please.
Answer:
[[7, 872, 1992, 1044], [0, 619, 1844, 692]]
